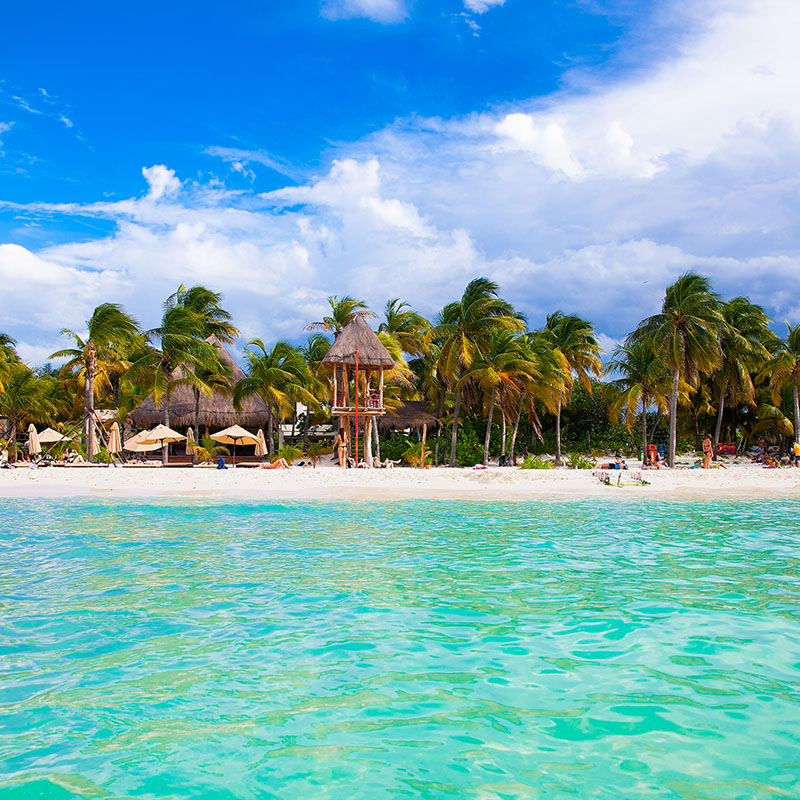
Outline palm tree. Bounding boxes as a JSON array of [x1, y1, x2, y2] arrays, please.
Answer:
[[435, 278, 524, 467], [762, 322, 800, 444], [635, 273, 723, 466], [0, 333, 19, 391], [607, 337, 670, 461], [379, 298, 431, 358], [542, 312, 602, 464], [0, 363, 56, 461], [234, 340, 315, 454], [50, 303, 140, 458], [300, 334, 331, 442], [711, 297, 771, 453], [305, 296, 376, 339]]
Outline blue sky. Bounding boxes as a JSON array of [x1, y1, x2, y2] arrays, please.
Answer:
[[1, 0, 799, 363]]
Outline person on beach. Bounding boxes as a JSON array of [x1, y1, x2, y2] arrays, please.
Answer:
[[261, 458, 290, 469], [332, 427, 349, 469], [702, 434, 713, 469], [793, 439, 800, 467]]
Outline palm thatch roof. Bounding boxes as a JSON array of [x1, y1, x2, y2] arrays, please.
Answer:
[[320, 316, 396, 369], [131, 336, 269, 429], [377, 400, 438, 431]]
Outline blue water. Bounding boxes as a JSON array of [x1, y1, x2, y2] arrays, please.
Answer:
[[0, 499, 798, 799]]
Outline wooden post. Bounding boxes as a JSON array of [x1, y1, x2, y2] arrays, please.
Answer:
[[333, 365, 338, 408], [354, 348, 360, 466], [420, 423, 427, 469], [379, 369, 384, 409]]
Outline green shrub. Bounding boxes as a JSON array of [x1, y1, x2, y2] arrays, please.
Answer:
[[519, 455, 553, 470], [567, 452, 594, 470]]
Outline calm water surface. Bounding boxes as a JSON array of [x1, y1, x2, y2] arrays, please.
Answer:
[[0, 499, 798, 799]]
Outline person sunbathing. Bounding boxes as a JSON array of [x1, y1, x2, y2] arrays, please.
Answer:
[[261, 458, 290, 469]]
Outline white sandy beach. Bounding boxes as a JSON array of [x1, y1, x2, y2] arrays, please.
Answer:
[[1, 460, 798, 502]]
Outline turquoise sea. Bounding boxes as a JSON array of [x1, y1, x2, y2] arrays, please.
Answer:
[[0, 498, 798, 799]]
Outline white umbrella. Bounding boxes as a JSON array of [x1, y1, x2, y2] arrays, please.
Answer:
[[38, 427, 70, 444], [210, 425, 259, 465], [107, 422, 122, 455], [27, 424, 41, 456], [186, 427, 196, 456], [255, 428, 267, 458], [142, 424, 186, 464], [123, 429, 163, 453]]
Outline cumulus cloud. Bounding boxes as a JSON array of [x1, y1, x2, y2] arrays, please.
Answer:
[[2, 0, 800, 364], [463, 0, 505, 13], [321, 0, 407, 23]]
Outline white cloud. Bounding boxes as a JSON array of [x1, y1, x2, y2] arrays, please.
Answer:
[[321, 0, 408, 23], [463, 0, 505, 13], [142, 165, 181, 201], [59, 115, 73, 128]]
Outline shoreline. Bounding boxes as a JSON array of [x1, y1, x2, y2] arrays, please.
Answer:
[[1, 462, 798, 502]]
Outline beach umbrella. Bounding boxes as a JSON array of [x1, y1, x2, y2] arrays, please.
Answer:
[[26, 424, 41, 456], [210, 424, 259, 465], [123, 429, 162, 453], [38, 427, 70, 443], [141, 424, 186, 464], [107, 422, 122, 455], [255, 428, 267, 457], [186, 427, 196, 456]]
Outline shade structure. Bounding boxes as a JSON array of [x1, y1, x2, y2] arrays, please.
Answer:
[[377, 400, 439, 432], [27, 424, 41, 456], [142, 424, 186, 445], [107, 422, 122, 454], [186, 427, 196, 456], [210, 425, 259, 465], [123, 430, 162, 453], [38, 427, 70, 443], [320, 316, 395, 368], [255, 428, 267, 457]]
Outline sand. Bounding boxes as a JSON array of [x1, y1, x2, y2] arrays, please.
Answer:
[[1, 459, 798, 502]]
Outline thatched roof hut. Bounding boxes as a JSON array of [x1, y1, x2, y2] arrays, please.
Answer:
[[131, 336, 269, 430], [320, 316, 395, 368], [377, 401, 438, 432]]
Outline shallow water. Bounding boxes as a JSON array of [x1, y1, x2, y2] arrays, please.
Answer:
[[0, 498, 798, 799]]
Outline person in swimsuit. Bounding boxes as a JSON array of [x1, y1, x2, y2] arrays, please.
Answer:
[[332, 426, 349, 469], [702, 434, 713, 469], [793, 439, 800, 467]]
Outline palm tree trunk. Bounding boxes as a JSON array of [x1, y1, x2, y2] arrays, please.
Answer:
[[555, 401, 563, 465], [641, 396, 648, 464], [365, 417, 373, 467], [713, 384, 726, 458], [449, 385, 462, 467], [372, 418, 381, 461], [277, 414, 285, 450], [668, 368, 679, 467], [483, 386, 496, 465], [193, 388, 201, 465], [509, 394, 524, 458], [302, 404, 312, 443], [10, 420, 17, 462], [793, 377, 800, 444], [501, 409, 507, 456], [434, 384, 444, 466], [85, 348, 97, 460], [162, 391, 170, 465], [267, 410, 275, 456], [291, 404, 297, 442]]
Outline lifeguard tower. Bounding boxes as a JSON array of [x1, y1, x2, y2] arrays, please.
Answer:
[[320, 316, 396, 464]]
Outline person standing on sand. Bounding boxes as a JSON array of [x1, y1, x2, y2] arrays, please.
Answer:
[[793, 439, 800, 468], [702, 434, 713, 469], [332, 427, 349, 469]]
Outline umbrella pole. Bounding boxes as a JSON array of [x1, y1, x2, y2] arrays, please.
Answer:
[[355, 347, 359, 466]]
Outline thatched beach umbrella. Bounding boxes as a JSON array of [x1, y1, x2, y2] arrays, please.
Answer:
[[26, 424, 41, 456], [107, 422, 122, 455], [211, 424, 259, 465], [255, 428, 267, 458], [142, 424, 186, 465]]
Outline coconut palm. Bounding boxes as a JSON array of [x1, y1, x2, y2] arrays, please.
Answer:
[[305, 296, 376, 338], [541, 311, 602, 464], [635, 273, 724, 466], [299, 334, 332, 442], [711, 297, 771, 453], [168, 284, 239, 345], [762, 322, 800, 444], [0, 363, 56, 461], [607, 337, 670, 461], [234, 340, 315, 454], [0, 333, 19, 391], [50, 303, 141, 458], [379, 298, 431, 358], [435, 278, 525, 467]]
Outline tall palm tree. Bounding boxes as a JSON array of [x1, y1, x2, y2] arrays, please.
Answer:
[[234, 340, 315, 455], [305, 296, 376, 339], [607, 336, 670, 461], [379, 298, 431, 358], [300, 334, 332, 442], [762, 322, 800, 444], [435, 278, 524, 467], [0, 333, 19, 391], [635, 272, 723, 466], [542, 312, 602, 464], [711, 297, 771, 453], [0, 363, 56, 461], [50, 303, 141, 458]]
